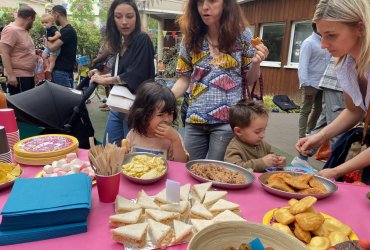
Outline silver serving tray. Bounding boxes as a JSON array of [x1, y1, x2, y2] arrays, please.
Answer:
[[185, 159, 255, 189], [121, 152, 168, 185], [258, 171, 338, 199]]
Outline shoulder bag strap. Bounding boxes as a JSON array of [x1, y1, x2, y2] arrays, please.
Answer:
[[362, 104, 370, 145], [114, 53, 119, 77]]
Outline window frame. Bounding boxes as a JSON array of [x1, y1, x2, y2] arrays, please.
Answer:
[[285, 20, 312, 69], [259, 22, 286, 68]]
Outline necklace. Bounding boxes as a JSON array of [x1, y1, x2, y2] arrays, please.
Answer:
[[206, 35, 219, 47]]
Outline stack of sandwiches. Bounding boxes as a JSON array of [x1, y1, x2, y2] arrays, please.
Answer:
[[110, 182, 244, 248]]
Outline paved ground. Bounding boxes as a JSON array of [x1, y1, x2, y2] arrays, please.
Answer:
[[86, 96, 324, 171]]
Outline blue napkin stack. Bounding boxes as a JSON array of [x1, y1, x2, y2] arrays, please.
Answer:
[[0, 173, 92, 245]]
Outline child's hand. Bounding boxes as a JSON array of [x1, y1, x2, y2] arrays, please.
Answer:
[[275, 155, 286, 167], [262, 154, 280, 167], [154, 123, 178, 142]]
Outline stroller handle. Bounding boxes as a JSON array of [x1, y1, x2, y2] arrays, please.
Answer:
[[64, 82, 98, 133]]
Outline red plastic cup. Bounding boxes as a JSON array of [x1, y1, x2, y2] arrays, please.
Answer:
[[0, 109, 18, 133], [95, 172, 121, 203]]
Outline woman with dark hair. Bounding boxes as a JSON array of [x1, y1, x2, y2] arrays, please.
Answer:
[[171, 0, 269, 161], [90, 0, 155, 145]]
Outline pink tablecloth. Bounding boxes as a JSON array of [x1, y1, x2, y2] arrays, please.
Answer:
[[0, 149, 369, 250]]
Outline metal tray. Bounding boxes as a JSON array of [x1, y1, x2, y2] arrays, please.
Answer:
[[0, 168, 23, 191], [258, 171, 338, 199], [122, 152, 168, 185], [185, 159, 255, 189]]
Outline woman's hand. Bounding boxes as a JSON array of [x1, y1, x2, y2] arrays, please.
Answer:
[[90, 74, 110, 85], [87, 69, 99, 78], [154, 123, 178, 142], [318, 168, 339, 179], [295, 132, 325, 156], [252, 44, 269, 64]]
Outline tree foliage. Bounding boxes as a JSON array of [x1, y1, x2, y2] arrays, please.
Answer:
[[0, 7, 17, 28]]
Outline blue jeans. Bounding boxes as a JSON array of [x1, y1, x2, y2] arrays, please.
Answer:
[[184, 123, 233, 161], [52, 70, 73, 88], [103, 110, 129, 146]]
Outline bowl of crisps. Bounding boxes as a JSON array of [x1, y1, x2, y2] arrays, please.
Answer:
[[121, 152, 168, 184], [0, 162, 23, 190]]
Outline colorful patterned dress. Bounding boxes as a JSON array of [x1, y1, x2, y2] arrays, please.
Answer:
[[176, 29, 255, 125]]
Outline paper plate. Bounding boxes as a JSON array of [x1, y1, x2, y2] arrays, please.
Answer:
[[258, 171, 338, 199], [121, 152, 168, 185], [262, 209, 358, 240], [185, 159, 255, 189], [187, 221, 307, 250], [35, 171, 96, 185], [266, 166, 316, 174]]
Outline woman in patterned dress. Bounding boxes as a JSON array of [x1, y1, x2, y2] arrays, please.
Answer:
[[171, 0, 269, 161]]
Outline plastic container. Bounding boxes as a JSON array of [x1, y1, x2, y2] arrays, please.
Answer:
[[0, 91, 7, 109]]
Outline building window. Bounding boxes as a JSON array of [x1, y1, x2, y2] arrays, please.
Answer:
[[259, 23, 285, 67], [286, 21, 313, 68]]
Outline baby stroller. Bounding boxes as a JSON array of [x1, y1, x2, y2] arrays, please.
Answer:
[[6, 81, 97, 149], [272, 95, 300, 113]]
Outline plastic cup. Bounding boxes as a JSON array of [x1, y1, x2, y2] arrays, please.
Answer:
[[95, 172, 121, 203], [0, 126, 10, 154], [0, 108, 18, 133]]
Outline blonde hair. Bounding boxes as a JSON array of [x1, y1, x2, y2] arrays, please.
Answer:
[[313, 0, 370, 78], [40, 13, 55, 23]]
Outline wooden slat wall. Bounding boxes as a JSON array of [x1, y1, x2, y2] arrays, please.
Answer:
[[241, 0, 319, 101]]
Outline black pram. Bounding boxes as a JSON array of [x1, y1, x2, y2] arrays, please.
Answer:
[[6, 81, 97, 149]]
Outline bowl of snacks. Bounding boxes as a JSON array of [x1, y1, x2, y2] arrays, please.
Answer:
[[258, 171, 338, 199], [187, 221, 307, 250], [0, 162, 23, 190], [121, 152, 168, 184], [185, 159, 255, 189]]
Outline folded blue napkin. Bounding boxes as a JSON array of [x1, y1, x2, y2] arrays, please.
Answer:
[[0, 220, 87, 246], [2, 173, 91, 215], [0, 174, 91, 230]]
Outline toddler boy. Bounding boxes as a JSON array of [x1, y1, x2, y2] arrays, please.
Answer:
[[40, 14, 61, 73]]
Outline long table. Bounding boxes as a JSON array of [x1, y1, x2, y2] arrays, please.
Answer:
[[0, 149, 369, 250]]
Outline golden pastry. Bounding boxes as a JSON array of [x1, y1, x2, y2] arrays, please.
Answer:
[[289, 196, 317, 215], [308, 178, 328, 193], [274, 208, 295, 225], [328, 231, 349, 246], [307, 236, 330, 250], [295, 212, 325, 231], [312, 223, 330, 237], [267, 173, 293, 184], [271, 223, 295, 237], [284, 174, 313, 190], [288, 198, 299, 206], [294, 222, 312, 244], [324, 217, 352, 236], [268, 178, 295, 193]]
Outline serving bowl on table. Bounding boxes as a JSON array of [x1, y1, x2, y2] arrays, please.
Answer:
[[187, 221, 307, 250], [258, 171, 338, 199], [121, 152, 168, 185], [185, 159, 255, 189], [0, 168, 23, 191]]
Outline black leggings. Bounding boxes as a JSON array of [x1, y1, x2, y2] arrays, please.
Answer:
[[8, 77, 35, 95]]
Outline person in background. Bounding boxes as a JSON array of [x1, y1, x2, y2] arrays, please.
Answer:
[[298, 22, 331, 139], [292, 58, 345, 168], [123, 82, 189, 162], [296, 0, 370, 181], [171, 0, 269, 161], [48, 5, 77, 88], [0, 5, 36, 95], [40, 14, 61, 75], [91, 40, 115, 111], [90, 0, 155, 145], [224, 99, 286, 172]]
